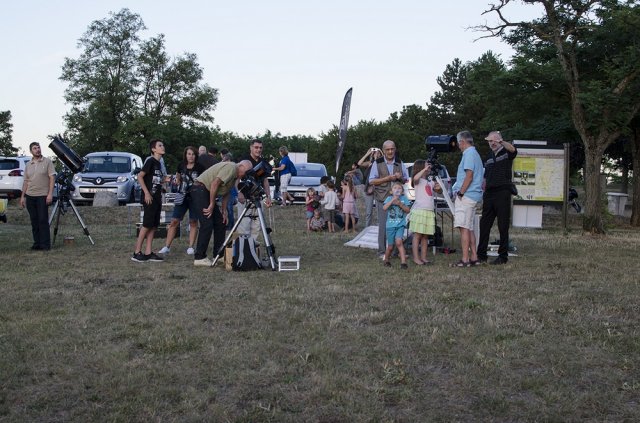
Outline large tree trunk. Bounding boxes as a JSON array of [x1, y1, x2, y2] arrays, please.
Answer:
[[582, 145, 606, 233], [631, 126, 640, 226]]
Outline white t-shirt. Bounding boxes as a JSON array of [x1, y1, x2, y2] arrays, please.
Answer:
[[321, 190, 337, 210], [412, 178, 436, 211]]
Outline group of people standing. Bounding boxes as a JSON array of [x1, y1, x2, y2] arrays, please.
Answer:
[[351, 131, 517, 269], [131, 139, 272, 266], [20, 131, 516, 270]]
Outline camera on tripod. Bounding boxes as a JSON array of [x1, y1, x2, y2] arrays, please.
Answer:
[[425, 135, 457, 177], [237, 161, 273, 202]]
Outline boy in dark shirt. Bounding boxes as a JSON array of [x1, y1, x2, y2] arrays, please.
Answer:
[[132, 139, 166, 262]]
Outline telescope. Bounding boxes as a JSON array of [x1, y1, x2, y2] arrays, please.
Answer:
[[49, 135, 85, 173], [425, 135, 458, 153]]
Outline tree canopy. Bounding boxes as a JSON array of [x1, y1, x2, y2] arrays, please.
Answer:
[[478, 0, 640, 233], [60, 9, 218, 159]]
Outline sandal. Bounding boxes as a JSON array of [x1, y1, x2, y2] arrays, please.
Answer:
[[384, 261, 392, 267], [469, 260, 481, 266], [400, 263, 408, 269], [449, 260, 470, 268]]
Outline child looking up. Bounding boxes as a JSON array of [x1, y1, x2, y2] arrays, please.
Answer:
[[409, 160, 441, 265]]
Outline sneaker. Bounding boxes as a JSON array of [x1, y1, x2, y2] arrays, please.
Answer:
[[378, 253, 386, 260], [131, 252, 148, 262], [146, 252, 164, 262], [158, 246, 171, 255], [186, 247, 195, 255], [194, 257, 213, 266]]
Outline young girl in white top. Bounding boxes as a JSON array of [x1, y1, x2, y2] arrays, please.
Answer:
[[320, 180, 338, 233], [409, 160, 440, 265]]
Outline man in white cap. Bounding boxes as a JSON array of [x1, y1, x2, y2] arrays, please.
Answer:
[[477, 131, 517, 265]]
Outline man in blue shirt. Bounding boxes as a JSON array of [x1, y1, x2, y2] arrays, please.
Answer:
[[450, 131, 484, 267]]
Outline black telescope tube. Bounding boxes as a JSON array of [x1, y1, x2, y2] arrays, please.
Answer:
[[49, 136, 84, 173]]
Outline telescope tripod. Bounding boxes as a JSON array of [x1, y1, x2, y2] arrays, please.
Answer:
[[211, 197, 276, 270], [48, 195, 95, 246]]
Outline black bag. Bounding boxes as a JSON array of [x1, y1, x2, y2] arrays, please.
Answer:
[[232, 235, 263, 271], [428, 225, 444, 247], [289, 161, 297, 176]]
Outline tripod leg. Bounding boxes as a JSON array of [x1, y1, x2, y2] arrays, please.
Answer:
[[255, 204, 277, 271], [211, 202, 253, 267], [67, 199, 95, 245], [48, 199, 60, 226], [49, 200, 64, 247]]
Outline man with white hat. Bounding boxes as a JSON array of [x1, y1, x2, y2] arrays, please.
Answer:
[[477, 131, 517, 265]]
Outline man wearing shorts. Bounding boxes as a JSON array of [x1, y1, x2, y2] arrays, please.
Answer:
[[450, 131, 484, 267]]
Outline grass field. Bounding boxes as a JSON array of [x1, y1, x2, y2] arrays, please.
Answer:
[[0, 202, 639, 422]]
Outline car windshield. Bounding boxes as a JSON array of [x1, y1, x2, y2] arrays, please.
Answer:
[[84, 156, 131, 173], [294, 164, 326, 177], [0, 159, 19, 170]]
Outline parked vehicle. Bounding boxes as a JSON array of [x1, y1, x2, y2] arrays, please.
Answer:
[[282, 163, 329, 204], [0, 156, 32, 199], [71, 152, 143, 205]]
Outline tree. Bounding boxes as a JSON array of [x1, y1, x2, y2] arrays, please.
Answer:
[[629, 115, 640, 226], [425, 58, 470, 134], [60, 9, 218, 158], [0, 111, 17, 156], [479, 0, 640, 233]]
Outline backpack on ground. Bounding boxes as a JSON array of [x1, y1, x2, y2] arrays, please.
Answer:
[[232, 235, 263, 271]]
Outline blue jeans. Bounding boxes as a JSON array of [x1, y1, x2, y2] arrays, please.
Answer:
[[26, 195, 50, 249]]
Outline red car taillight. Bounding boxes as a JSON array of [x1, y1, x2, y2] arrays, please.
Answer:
[[8, 170, 23, 176]]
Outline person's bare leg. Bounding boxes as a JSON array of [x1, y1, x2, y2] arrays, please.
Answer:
[[412, 234, 424, 265], [135, 227, 149, 253], [144, 228, 156, 255], [460, 228, 470, 263], [421, 236, 429, 262], [397, 238, 407, 264], [188, 220, 198, 248]]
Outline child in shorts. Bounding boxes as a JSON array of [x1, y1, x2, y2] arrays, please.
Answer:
[[383, 181, 411, 268]]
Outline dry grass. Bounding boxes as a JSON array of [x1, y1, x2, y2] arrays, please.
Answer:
[[0, 202, 639, 422]]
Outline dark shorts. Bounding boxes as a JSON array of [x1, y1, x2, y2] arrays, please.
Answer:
[[171, 196, 197, 221], [142, 196, 162, 228]]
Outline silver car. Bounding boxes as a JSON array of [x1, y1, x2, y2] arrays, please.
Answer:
[[285, 163, 329, 204], [71, 152, 143, 205]]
